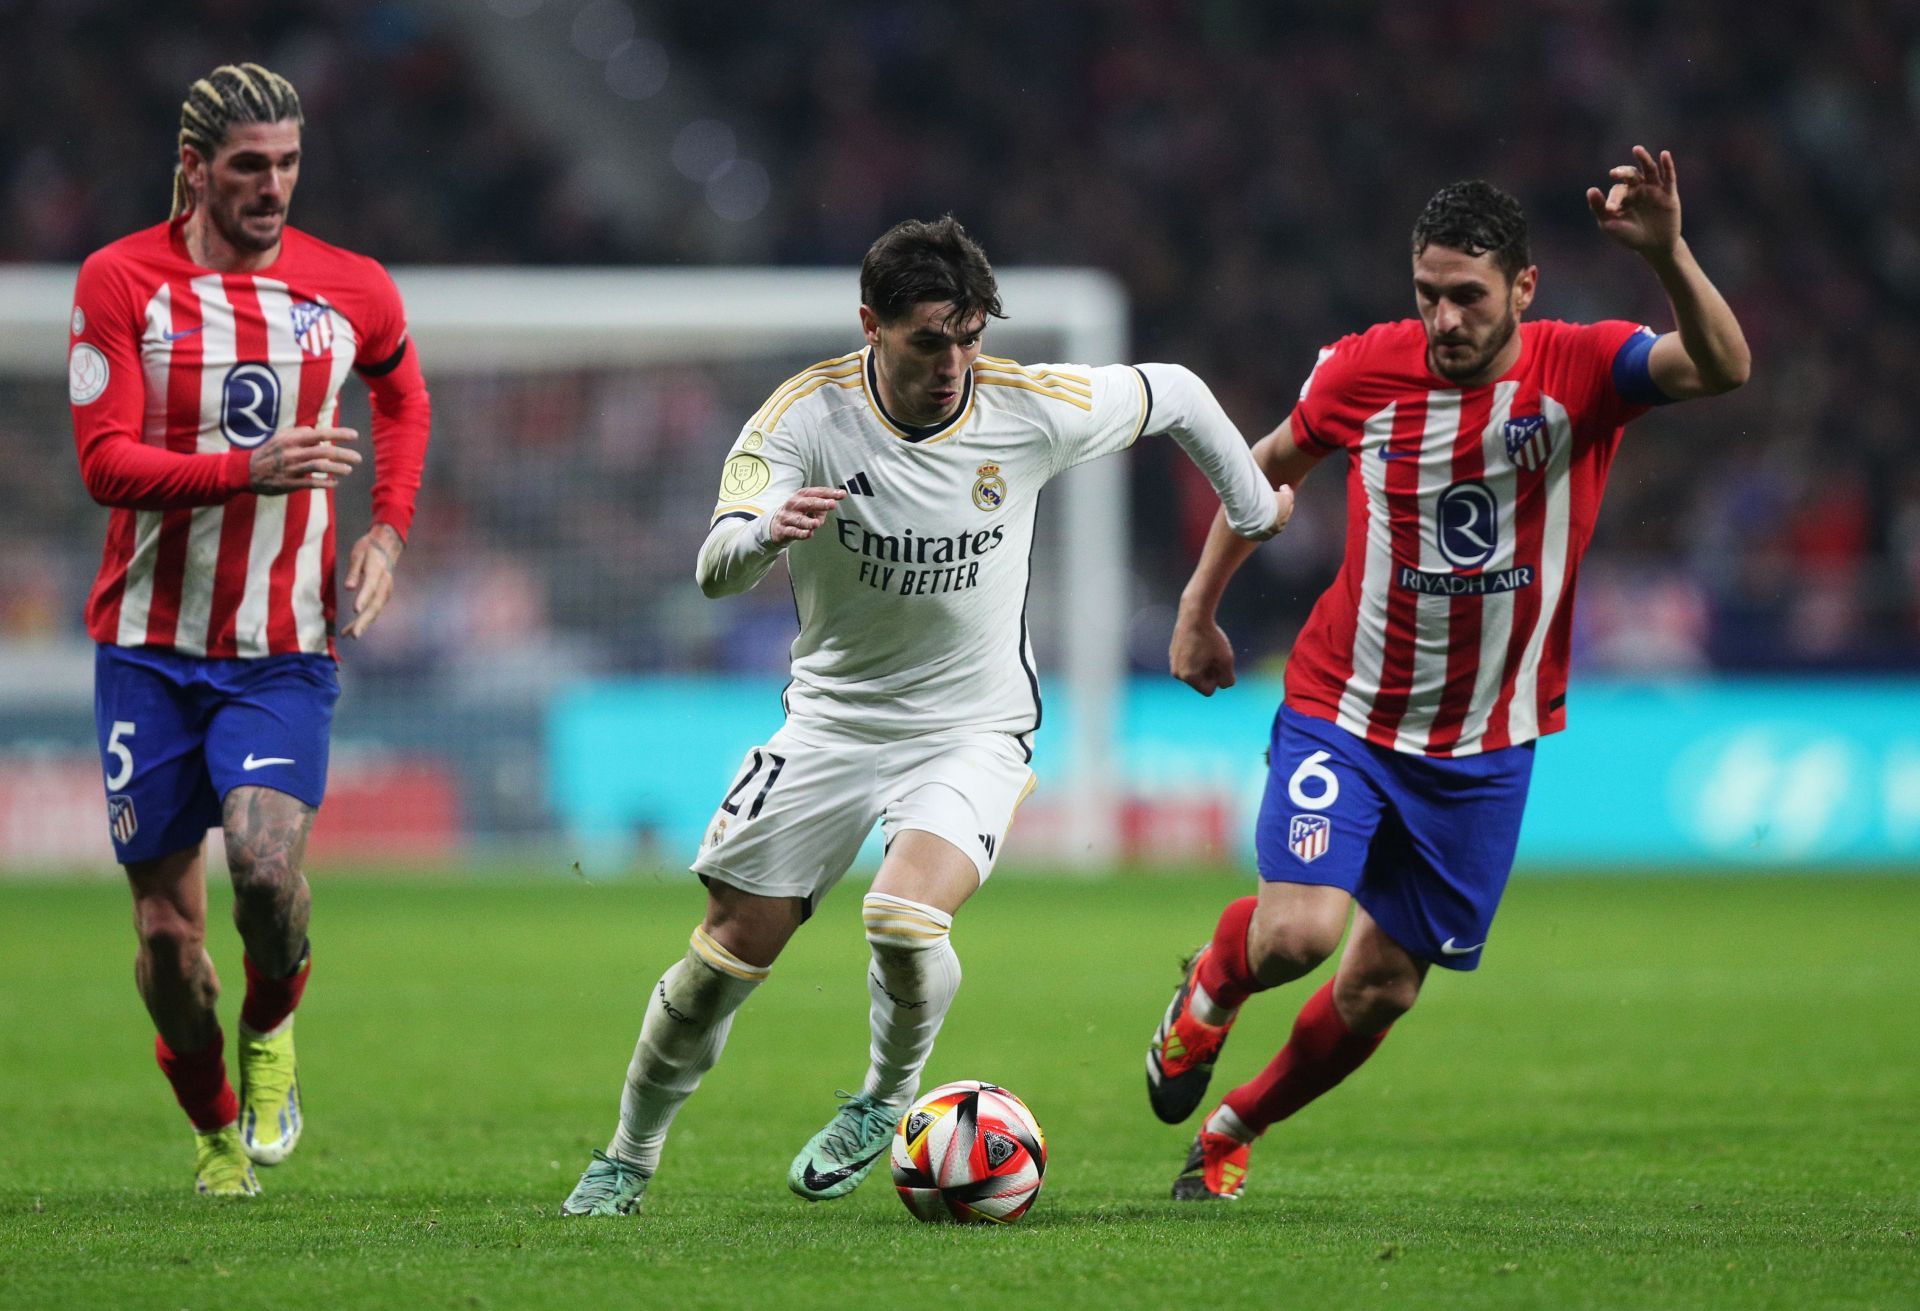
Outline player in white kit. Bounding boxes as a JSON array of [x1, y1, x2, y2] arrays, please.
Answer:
[[562, 216, 1290, 1216]]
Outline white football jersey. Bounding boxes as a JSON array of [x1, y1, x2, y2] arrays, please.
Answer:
[[707, 347, 1151, 751]]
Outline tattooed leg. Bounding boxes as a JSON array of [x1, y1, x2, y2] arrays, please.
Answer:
[[222, 786, 316, 976]]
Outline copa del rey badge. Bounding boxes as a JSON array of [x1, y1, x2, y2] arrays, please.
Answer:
[[291, 300, 334, 358], [1504, 414, 1552, 472], [1288, 814, 1330, 864]]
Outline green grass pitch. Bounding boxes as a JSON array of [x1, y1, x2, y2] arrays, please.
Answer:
[[1, 870, 1915, 1310]]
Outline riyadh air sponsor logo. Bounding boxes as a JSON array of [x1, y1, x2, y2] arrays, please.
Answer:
[[1504, 414, 1553, 471], [1436, 479, 1499, 569], [1288, 814, 1330, 863], [221, 362, 282, 448], [1397, 564, 1536, 596]]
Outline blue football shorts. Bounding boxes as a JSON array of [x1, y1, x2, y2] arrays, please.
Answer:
[[93, 643, 340, 865], [1253, 704, 1535, 971]]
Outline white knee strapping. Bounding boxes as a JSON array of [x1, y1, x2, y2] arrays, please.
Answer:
[[861, 892, 961, 1107]]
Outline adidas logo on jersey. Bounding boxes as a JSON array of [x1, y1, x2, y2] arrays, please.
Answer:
[[842, 471, 875, 496], [978, 833, 997, 858]]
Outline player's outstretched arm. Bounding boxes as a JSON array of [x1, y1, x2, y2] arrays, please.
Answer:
[[1171, 419, 1320, 696], [1587, 146, 1751, 399], [695, 487, 845, 598], [1134, 363, 1291, 540]]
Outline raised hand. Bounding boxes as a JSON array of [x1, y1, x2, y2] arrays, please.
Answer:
[[249, 425, 361, 494], [766, 486, 847, 545], [1587, 146, 1682, 258]]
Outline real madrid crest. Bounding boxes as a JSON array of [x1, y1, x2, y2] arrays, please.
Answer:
[[972, 463, 1007, 512]]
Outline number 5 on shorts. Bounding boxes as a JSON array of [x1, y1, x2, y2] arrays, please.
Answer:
[[721, 749, 787, 820], [105, 720, 136, 791]]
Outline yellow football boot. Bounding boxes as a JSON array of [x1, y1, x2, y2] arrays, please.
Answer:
[[194, 1125, 261, 1197], [236, 1021, 302, 1166]]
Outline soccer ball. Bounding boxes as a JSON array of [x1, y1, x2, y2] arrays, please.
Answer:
[[890, 1080, 1047, 1224]]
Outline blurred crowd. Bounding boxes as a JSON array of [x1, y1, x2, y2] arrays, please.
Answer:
[[3, 0, 1917, 675]]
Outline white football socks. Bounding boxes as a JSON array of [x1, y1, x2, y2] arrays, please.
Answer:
[[860, 892, 962, 1109], [608, 926, 768, 1174]]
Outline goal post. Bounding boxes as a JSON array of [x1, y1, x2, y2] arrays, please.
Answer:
[[0, 265, 1131, 869]]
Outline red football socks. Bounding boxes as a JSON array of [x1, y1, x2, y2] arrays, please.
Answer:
[[1194, 896, 1261, 1010], [155, 1031, 239, 1131], [1223, 979, 1390, 1135], [240, 947, 310, 1035]]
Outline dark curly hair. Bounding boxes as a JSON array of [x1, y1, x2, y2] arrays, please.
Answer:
[[1411, 180, 1530, 282], [860, 215, 1005, 331]]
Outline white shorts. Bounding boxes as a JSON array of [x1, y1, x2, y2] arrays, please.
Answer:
[[688, 720, 1037, 908]]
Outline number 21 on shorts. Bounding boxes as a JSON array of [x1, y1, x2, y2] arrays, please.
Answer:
[[720, 749, 787, 820]]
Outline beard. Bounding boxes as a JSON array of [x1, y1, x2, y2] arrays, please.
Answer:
[[1428, 306, 1519, 382], [210, 198, 286, 253]]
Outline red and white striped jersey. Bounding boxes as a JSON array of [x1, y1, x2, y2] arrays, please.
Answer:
[[69, 219, 430, 658], [1284, 318, 1653, 757]]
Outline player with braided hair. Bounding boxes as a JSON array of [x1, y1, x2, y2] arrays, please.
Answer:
[[68, 63, 431, 1196], [170, 63, 306, 222]]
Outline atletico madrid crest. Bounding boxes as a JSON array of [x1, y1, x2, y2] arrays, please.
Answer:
[[1503, 414, 1552, 472], [291, 300, 334, 358], [1288, 814, 1329, 864], [107, 794, 138, 846]]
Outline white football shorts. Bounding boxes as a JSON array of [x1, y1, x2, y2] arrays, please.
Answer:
[[688, 719, 1037, 907]]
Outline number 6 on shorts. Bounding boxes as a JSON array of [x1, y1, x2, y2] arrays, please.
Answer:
[[1287, 749, 1339, 811]]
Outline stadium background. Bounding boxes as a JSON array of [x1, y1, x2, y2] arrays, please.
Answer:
[[0, 0, 1916, 874], [2, 7, 1917, 1309]]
